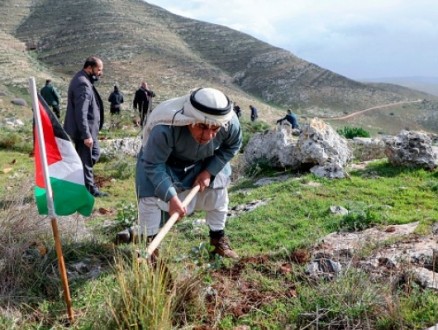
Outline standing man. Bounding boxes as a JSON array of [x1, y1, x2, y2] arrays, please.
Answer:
[[136, 87, 242, 259], [250, 105, 258, 122], [108, 85, 124, 115], [40, 79, 61, 119], [64, 56, 107, 197], [133, 81, 155, 127], [233, 103, 242, 119]]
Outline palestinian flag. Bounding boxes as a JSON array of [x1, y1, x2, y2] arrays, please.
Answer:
[[34, 95, 94, 216]]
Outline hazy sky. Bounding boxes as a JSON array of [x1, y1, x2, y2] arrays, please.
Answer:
[[146, 0, 438, 80]]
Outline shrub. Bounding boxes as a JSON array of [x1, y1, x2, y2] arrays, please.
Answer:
[[115, 202, 138, 229], [107, 257, 174, 330], [240, 119, 271, 152], [339, 208, 377, 232], [244, 157, 277, 177], [337, 126, 370, 139], [103, 156, 135, 179], [0, 128, 33, 153], [294, 269, 393, 329]]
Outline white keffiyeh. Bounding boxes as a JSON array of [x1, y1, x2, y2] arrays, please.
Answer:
[[142, 88, 234, 146]]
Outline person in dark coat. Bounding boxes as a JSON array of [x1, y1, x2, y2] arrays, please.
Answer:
[[233, 103, 242, 119], [63, 56, 107, 197], [108, 85, 124, 115], [276, 109, 300, 129], [133, 81, 155, 127], [40, 79, 61, 119], [249, 105, 258, 122]]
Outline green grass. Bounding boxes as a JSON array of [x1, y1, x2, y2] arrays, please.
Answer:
[[1, 135, 438, 329]]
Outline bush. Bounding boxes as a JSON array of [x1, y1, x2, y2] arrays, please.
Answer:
[[339, 208, 377, 232], [115, 202, 138, 229], [240, 119, 271, 152], [337, 126, 370, 139], [0, 128, 33, 153], [244, 157, 277, 177], [103, 156, 135, 179]]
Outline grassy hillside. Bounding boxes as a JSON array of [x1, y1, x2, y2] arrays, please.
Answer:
[[0, 142, 437, 329]]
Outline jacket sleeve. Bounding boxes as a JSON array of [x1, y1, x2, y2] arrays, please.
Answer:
[[277, 116, 286, 124], [205, 116, 242, 176], [74, 82, 93, 139], [133, 91, 139, 110], [53, 87, 61, 104], [143, 126, 178, 202]]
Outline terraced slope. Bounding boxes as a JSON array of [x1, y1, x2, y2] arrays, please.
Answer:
[[0, 0, 436, 132]]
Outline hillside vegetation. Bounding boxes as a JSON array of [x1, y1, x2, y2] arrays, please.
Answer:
[[1, 139, 438, 329], [0, 0, 438, 134]]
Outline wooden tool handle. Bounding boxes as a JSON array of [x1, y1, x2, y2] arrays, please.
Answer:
[[146, 185, 200, 257]]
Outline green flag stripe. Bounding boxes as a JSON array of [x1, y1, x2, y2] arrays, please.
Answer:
[[35, 177, 94, 216]]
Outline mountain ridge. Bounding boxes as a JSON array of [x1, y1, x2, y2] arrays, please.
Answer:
[[362, 76, 438, 97], [1, 0, 438, 134]]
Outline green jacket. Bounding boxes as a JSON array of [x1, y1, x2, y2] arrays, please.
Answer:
[[40, 83, 60, 106]]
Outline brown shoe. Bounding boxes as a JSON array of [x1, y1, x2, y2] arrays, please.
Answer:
[[210, 236, 239, 259]]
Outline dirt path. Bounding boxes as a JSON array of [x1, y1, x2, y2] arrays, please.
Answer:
[[324, 99, 423, 120]]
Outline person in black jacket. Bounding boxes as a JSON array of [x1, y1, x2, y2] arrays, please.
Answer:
[[233, 103, 242, 119], [108, 85, 124, 115], [249, 105, 258, 122], [133, 81, 155, 127]]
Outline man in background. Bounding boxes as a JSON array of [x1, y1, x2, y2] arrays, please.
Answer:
[[250, 105, 258, 122], [108, 85, 124, 115], [233, 103, 242, 119], [40, 79, 61, 119], [276, 109, 300, 129], [133, 81, 155, 127], [64, 56, 107, 197]]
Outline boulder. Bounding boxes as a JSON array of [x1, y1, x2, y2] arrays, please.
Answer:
[[243, 118, 353, 178], [11, 98, 27, 106], [4, 118, 25, 127], [295, 118, 352, 178], [384, 130, 438, 170], [100, 137, 141, 158], [243, 125, 300, 168]]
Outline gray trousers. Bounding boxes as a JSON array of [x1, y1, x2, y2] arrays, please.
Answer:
[[138, 186, 229, 237], [74, 138, 100, 193]]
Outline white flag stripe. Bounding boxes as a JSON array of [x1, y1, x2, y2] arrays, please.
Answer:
[[47, 137, 85, 185]]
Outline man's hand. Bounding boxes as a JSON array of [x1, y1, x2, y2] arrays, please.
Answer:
[[194, 170, 211, 192], [169, 195, 187, 220], [84, 137, 93, 148]]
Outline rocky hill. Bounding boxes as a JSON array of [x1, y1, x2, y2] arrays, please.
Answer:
[[1, 0, 438, 133]]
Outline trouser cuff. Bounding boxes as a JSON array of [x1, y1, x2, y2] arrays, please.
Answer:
[[209, 229, 224, 239]]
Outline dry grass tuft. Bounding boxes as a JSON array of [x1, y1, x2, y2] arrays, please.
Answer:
[[0, 179, 52, 301]]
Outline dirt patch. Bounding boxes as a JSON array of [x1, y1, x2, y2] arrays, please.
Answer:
[[201, 255, 291, 323], [198, 222, 437, 328], [94, 174, 113, 189]]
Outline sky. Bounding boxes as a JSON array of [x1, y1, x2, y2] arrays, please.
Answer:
[[146, 0, 438, 80]]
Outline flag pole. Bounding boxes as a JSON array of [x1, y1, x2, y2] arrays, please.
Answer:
[[29, 77, 74, 323]]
